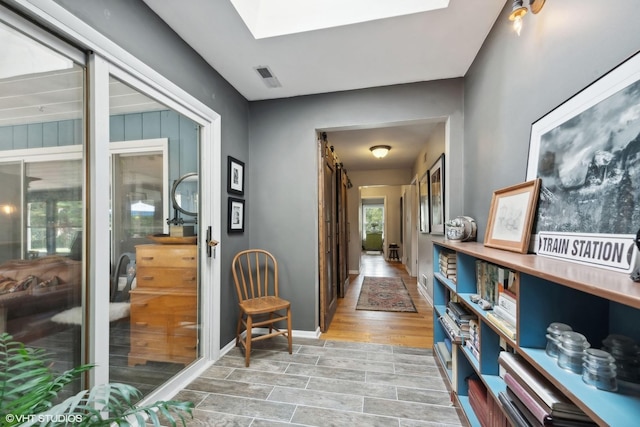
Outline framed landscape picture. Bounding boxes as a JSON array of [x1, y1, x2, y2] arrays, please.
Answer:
[[526, 51, 640, 239]]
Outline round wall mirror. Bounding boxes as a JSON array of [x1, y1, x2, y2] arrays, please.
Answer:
[[171, 173, 198, 216]]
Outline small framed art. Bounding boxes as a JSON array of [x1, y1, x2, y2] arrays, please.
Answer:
[[484, 179, 541, 253], [227, 156, 245, 195], [228, 197, 245, 233]]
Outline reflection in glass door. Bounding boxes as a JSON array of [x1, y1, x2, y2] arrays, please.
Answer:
[[0, 15, 85, 396], [108, 76, 200, 397]]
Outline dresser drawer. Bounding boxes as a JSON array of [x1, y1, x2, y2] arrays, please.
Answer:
[[129, 332, 197, 365], [130, 291, 196, 314], [136, 266, 196, 289], [131, 330, 198, 354], [130, 314, 197, 336], [136, 244, 197, 268]]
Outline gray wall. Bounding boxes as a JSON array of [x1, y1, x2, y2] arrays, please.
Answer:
[[52, 0, 250, 346], [249, 81, 465, 331], [464, 0, 640, 240]]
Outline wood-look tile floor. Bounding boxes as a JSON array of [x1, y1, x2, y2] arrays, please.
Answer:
[[178, 337, 463, 426], [178, 254, 462, 426], [321, 253, 433, 349]]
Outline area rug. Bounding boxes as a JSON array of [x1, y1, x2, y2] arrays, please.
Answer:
[[356, 276, 417, 312]]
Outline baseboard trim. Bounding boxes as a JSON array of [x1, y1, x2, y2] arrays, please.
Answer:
[[219, 327, 322, 358]]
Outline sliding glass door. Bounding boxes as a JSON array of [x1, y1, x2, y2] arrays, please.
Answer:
[[1, 3, 220, 403], [108, 76, 201, 396]]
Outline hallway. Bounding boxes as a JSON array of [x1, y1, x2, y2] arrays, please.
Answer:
[[321, 253, 434, 349]]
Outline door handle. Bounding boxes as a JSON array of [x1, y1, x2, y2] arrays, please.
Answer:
[[206, 226, 218, 257]]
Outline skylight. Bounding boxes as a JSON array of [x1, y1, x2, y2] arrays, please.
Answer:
[[230, 0, 450, 39]]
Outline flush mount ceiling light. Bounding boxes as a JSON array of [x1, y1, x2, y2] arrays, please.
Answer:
[[370, 145, 391, 159], [509, 0, 546, 36]]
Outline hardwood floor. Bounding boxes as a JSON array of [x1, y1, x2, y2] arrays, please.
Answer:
[[320, 253, 434, 349]]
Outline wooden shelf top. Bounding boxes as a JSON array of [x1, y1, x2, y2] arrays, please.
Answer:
[[434, 239, 640, 310]]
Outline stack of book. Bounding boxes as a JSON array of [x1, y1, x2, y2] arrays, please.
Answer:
[[498, 352, 597, 426], [445, 300, 477, 343], [465, 318, 480, 361], [486, 305, 517, 341], [439, 251, 457, 282]]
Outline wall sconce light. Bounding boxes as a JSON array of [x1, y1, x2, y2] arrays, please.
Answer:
[[370, 145, 391, 159], [509, 0, 546, 36], [0, 204, 16, 215]]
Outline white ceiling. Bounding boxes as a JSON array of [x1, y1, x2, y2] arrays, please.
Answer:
[[143, 0, 505, 101], [141, 0, 505, 172]]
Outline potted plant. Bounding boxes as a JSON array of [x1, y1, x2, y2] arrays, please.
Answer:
[[0, 333, 193, 426]]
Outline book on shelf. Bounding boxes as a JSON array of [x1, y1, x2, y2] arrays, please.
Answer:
[[506, 387, 547, 427], [486, 310, 517, 340], [504, 372, 552, 425], [439, 251, 456, 262], [447, 301, 477, 320], [475, 259, 518, 308], [498, 391, 533, 427], [497, 290, 517, 320], [498, 352, 594, 423], [435, 341, 452, 369], [443, 337, 452, 353], [439, 314, 464, 344], [467, 377, 489, 427], [493, 305, 517, 327], [465, 339, 480, 361]]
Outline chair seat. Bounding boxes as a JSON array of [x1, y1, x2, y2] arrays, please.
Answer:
[[240, 296, 290, 314]]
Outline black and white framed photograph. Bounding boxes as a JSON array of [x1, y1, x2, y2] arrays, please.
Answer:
[[525, 51, 640, 271], [227, 156, 245, 195], [228, 197, 245, 233], [429, 154, 445, 235], [526, 51, 640, 238]]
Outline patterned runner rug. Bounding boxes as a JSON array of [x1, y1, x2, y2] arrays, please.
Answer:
[[356, 276, 417, 312]]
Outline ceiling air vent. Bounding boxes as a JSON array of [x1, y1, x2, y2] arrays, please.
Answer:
[[254, 66, 281, 88]]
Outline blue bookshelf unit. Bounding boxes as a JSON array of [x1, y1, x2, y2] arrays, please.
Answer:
[[432, 239, 640, 427]]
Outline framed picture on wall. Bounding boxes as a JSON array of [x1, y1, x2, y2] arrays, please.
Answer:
[[228, 197, 245, 233], [526, 50, 640, 240], [419, 171, 430, 233], [227, 156, 245, 195], [484, 179, 541, 253], [429, 154, 445, 235]]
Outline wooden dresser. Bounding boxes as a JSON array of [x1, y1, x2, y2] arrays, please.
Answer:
[[128, 244, 197, 366]]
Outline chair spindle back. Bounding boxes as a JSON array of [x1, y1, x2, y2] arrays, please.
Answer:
[[232, 249, 279, 302]]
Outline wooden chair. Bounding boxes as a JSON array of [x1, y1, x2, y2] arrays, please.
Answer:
[[232, 249, 292, 366]]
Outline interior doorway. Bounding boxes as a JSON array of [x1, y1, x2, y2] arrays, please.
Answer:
[[361, 198, 385, 254]]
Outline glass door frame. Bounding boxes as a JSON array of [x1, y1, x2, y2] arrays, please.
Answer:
[[5, 0, 222, 402]]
